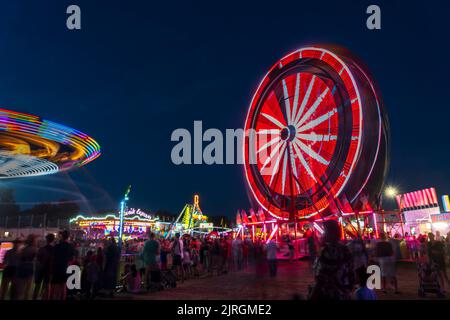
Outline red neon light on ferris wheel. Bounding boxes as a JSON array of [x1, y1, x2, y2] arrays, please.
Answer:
[[243, 46, 387, 221]]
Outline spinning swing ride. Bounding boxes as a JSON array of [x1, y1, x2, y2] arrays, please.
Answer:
[[0, 108, 101, 178], [242, 45, 389, 239]]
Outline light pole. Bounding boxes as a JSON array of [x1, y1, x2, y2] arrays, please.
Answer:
[[384, 186, 398, 200], [117, 185, 131, 251]]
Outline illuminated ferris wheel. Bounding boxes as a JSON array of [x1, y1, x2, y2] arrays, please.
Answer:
[[243, 46, 389, 221]]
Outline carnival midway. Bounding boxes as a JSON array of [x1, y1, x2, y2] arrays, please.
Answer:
[[1, 45, 450, 301]]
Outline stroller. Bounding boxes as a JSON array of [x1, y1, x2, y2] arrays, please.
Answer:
[[161, 269, 177, 289], [417, 261, 445, 298]]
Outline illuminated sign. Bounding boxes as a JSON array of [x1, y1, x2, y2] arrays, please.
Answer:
[[199, 223, 213, 229], [431, 212, 450, 222], [396, 187, 439, 211], [124, 208, 153, 220], [442, 195, 450, 212]]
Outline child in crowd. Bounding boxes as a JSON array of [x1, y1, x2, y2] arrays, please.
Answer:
[[354, 267, 377, 300], [127, 264, 141, 293]]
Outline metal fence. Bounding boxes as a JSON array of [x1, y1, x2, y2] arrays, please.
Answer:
[[0, 215, 70, 229]]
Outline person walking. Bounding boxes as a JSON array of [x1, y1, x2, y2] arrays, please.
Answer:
[[445, 232, 450, 265], [15, 234, 38, 300], [287, 236, 295, 262], [93, 246, 105, 290], [231, 237, 243, 271], [307, 233, 317, 269], [142, 233, 160, 289], [265, 239, 278, 277], [103, 237, 120, 297], [347, 236, 368, 278], [171, 233, 184, 281], [211, 238, 223, 275], [85, 251, 101, 299], [428, 232, 449, 291], [0, 239, 21, 300], [50, 230, 75, 300], [376, 232, 399, 294], [33, 233, 55, 300], [309, 220, 354, 300]]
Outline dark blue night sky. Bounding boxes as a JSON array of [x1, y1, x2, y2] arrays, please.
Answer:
[[0, 0, 448, 216]]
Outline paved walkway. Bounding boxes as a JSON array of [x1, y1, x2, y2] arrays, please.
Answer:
[[116, 260, 450, 300]]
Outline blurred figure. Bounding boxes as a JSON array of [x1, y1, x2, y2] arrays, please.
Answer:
[[182, 247, 192, 278], [221, 237, 230, 274], [399, 237, 409, 260], [33, 233, 55, 300], [85, 251, 101, 299], [171, 233, 184, 281], [408, 235, 419, 260], [376, 232, 399, 294], [265, 239, 278, 277], [419, 235, 428, 258], [103, 237, 120, 297], [0, 239, 21, 300], [427, 232, 449, 290], [347, 236, 368, 277], [307, 233, 317, 268], [81, 250, 92, 297], [126, 264, 141, 293], [142, 232, 160, 289], [231, 237, 243, 271], [389, 233, 402, 261], [191, 247, 200, 277], [446, 232, 450, 265], [159, 240, 169, 271], [51, 230, 75, 300], [15, 234, 38, 300], [309, 220, 354, 300], [254, 240, 267, 278], [211, 238, 223, 276], [287, 237, 295, 262], [93, 246, 104, 290], [94, 247, 104, 269]]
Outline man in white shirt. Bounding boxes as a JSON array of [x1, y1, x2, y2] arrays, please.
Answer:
[[171, 233, 184, 281]]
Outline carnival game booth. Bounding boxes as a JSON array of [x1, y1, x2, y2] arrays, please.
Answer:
[[70, 208, 158, 240]]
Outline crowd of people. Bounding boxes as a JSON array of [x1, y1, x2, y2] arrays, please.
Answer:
[[0, 230, 120, 300], [1, 224, 450, 300], [309, 222, 450, 299]]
